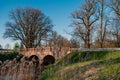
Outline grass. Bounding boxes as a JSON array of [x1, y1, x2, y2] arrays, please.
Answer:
[[98, 64, 120, 80], [39, 51, 120, 80]]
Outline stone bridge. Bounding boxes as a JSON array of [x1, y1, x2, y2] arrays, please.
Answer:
[[19, 47, 71, 65]]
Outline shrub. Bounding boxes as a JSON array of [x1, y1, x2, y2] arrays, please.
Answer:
[[0, 52, 19, 62]]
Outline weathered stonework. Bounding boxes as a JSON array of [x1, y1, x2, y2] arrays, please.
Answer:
[[19, 47, 71, 63], [0, 47, 71, 80]]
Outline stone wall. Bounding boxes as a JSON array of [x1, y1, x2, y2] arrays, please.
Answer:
[[19, 47, 71, 60]]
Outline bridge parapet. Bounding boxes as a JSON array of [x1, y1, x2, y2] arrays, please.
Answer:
[[19, 47, 71, 61], [71, 48, 120, 51]]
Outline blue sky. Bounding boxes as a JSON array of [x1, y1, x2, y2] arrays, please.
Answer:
[[0, 0, 83, 48]]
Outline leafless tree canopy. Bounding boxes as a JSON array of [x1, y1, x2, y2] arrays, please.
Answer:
[[4, 43, 11, 49], [2, 1, 120, 49], [48, 31, 71, 47], [110, 0, 120, 19], [0, 44, 2, 49], [4, 7, 53, 48], [110, 19, 120, 47], [97, 0, 109, 48], [71, 0, 98, 48]]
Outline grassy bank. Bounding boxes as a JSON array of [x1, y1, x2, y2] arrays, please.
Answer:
[[39, 51, 120, 80]]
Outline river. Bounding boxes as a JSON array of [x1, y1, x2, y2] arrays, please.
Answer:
[[0, 57, 42, 80]]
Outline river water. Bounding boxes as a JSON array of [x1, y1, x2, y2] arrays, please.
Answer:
[[0, 77, 14, 80], [0, 57, 42, 80]]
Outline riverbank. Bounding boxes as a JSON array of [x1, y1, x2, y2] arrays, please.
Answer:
[[40, 51, 120, 80], [0, 52, 42, 80]]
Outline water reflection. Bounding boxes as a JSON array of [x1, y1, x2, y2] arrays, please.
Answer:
[[0, 76, 14, 80], [0, 56, 42, 80]]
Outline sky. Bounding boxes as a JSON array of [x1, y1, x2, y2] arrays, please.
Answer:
[[0, 0, 84, 49]]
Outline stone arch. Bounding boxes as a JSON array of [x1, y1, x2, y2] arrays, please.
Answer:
[[29, 55, 39, 61], [42, 55, 55, 66], [29, 55, 39, 66]]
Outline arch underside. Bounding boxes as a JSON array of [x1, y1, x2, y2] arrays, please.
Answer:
[[29, 55, 39, 61], [42, 55, 55, 66], [28, 54, 55, 66]]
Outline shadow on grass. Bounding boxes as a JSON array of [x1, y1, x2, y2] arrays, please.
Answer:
[[55, 51, 111, 66], [39, 51, 120, 80]]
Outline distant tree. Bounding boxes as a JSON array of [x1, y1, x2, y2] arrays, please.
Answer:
[[48, 31, 71, 47], [49, 31, 59, 47], [110, 19, 120, 47], [4, 7, 53, 48], [57, 35, 71, 47], [4, 43, 11, 49], [20, 43, 25, 49], [0, 44, 2, 49], [71, 0, 98, 48], [13, 42, 19, 51], [70, 38, 80, 48]]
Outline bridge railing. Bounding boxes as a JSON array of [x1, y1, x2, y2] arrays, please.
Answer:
[[19, 47, 71, 59], [0, 49, 13, 53], [71, 48, 120, 51]]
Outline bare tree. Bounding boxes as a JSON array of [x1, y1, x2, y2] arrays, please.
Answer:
[[71, 0, 98, 48], [110, 0, 120, 19], [48, 31, 71, 47], [57, 35, 71, 47], [49, 31, 58, 47], [97, 0, 109, 48], [0, 44, 2, 49], [4, 43, 11, 49], [4, 7, 53, 48], [110, 19, 120, 47], [70, 38, 80, 48]]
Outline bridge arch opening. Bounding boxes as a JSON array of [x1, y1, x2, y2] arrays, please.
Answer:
[[29, 55, 39, 66], [29, 55, 39, 61], [42, 55, 55, 66]]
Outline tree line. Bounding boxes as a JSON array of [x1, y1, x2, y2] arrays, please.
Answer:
[[71, 0, 120, 48], [3, 0, 120, 48]]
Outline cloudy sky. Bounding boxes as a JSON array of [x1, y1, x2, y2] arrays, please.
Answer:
[[0, 0, 83, 48]]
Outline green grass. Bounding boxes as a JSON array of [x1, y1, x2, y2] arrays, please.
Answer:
[[39, 51, 120, 80], [98, 63, 120, 80]]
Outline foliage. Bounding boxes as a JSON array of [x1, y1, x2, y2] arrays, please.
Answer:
[[13, 42, 19, 51], [55, 51, 120, 66], [0, 52, 19, 62], [20, 43, 24, 49], [98, 59, 120, 80]]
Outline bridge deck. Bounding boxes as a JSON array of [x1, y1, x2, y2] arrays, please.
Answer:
[[71, 48, 120, 51]]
